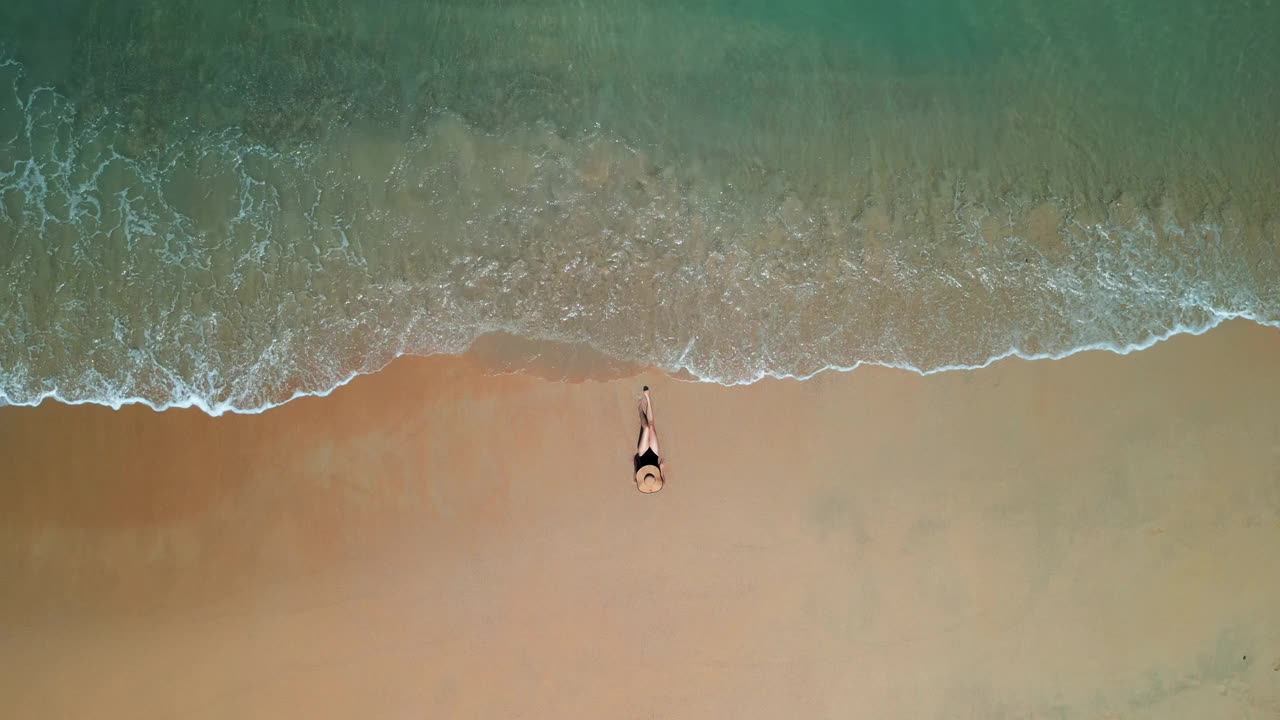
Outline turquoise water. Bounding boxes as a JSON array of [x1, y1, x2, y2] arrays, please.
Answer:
[[1, 1, 1278, 411]]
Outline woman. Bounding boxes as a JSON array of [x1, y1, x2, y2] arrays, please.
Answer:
[[634, 386, 666, 494]]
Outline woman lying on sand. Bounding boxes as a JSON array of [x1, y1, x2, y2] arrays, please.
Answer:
[[634, 386, 666, 494]]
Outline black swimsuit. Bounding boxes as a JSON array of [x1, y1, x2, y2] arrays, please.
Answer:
[[635, 448, 660, 473], [634, 427, 660, 472]]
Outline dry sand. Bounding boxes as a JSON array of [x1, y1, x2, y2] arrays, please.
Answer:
[[2, 319, 1278, 719]]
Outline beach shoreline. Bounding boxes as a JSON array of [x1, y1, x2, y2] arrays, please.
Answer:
[[2, 320, 1279, 717]]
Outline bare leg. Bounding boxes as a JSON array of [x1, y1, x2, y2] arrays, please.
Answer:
[[641, 388, 661, 456], [646, 424, 661, 457], [636, 388, 661, 457]]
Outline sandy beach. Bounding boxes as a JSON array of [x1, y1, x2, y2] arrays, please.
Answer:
[[2, 319, 1278, 718]]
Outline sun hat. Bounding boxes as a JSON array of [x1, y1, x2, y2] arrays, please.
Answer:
[[635, 464, 663, 492]]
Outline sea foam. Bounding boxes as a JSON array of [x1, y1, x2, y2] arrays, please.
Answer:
[[2, 0, 1279, 415]]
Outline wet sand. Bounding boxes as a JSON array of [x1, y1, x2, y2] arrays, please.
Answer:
[[2, 319, 1279, 719]]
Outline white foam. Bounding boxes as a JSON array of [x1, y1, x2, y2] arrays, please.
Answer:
[[675, 311, 1280, 386], [0, 364, 370, 417], [3, 53, 1279, 416], [2, 313, 1276, 416]]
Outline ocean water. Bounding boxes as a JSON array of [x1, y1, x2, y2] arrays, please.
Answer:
[[1, 0, 1278, 413]]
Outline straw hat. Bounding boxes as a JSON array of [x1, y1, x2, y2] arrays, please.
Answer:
[[635, 464, 663, 493]]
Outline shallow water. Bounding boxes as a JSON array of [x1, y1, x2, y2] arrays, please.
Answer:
[[1, 0, 1278, 412]]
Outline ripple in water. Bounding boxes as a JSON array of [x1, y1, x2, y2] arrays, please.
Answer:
[[1, 1, 1279, 412]]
